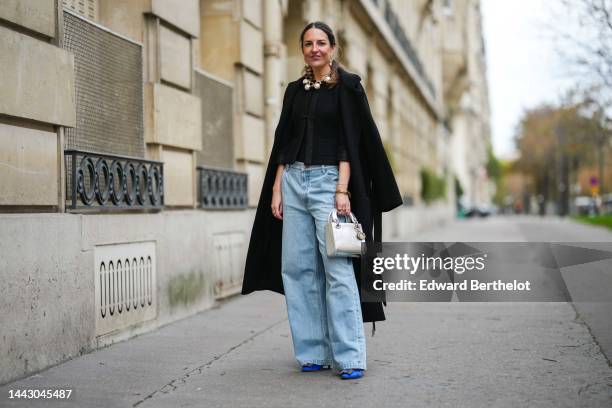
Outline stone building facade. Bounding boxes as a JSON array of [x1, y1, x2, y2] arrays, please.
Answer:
[[0, 0, 490, 384], [441, 0, 492, 208]]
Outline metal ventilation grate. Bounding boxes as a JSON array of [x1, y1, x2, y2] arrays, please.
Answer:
[[62, 10, 144, 158], [94, 242, 157, 337]]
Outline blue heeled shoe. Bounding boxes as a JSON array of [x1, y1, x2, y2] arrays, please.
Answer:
[[301, 363, 331, 372], [339, 368, 364, 379]]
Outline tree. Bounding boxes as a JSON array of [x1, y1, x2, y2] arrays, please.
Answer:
[[514, 101, 597, 215], [552, 0, 612, 91], [547, 1, 612, 197], [576, 95, 612, 195]]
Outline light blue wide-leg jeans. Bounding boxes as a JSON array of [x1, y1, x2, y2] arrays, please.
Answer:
[[281, 160, 366, 371]]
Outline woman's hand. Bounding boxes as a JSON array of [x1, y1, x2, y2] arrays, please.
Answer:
[[335, 192, 351, 216], [271, 165, 284, 220], [271, 188, 283, 219]]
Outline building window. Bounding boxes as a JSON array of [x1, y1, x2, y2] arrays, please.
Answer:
[[62, 0, 98, 21]]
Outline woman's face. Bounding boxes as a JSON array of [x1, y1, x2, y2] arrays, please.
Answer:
[[302, 28, 335, 70]]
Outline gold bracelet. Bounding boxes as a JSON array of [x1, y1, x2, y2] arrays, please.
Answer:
[[335, 190, 351, 199]]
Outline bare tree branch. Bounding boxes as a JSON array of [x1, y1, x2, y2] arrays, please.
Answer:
[[548, 0, 612, 112]]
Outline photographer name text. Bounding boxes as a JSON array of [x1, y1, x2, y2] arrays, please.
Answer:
[[371, 253, 531, 291], [373, 279, 531, 291]]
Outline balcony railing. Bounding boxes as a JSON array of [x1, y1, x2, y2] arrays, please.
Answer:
[[65, 150, 164, 211], [382, 0, 436, 99], [197, 167, 248, 210]]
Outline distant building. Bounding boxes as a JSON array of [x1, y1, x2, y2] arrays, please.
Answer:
[[441, 0, 492, 208]]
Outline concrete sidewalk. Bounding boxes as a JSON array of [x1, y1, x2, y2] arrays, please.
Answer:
[[1, 291, 611, 407], [2, 216, 612, 407]]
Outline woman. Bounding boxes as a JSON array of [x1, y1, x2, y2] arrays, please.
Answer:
[[242, 22, 403, 380]]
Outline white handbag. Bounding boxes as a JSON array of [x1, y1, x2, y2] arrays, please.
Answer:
[[325, 209, 367, 257]]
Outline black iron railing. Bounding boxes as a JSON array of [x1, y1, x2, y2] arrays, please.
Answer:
[[197, 166, 248, 209], [65, 150, 164, 211]]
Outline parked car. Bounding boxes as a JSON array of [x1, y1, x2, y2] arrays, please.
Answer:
[[574, 196, 597, 216], [603, 194, 612, 215], [465, 204, 496, 218]]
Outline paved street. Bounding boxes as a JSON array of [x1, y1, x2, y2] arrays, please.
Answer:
[[1, 216, 612, 407], [412, 215, 612, 364]]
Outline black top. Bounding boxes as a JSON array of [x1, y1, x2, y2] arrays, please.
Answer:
[[275, 80, 349, 165]]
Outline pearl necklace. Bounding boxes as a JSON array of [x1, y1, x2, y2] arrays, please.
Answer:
[[303, 72, 332, 90]]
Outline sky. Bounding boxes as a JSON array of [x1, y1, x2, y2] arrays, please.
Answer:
[[481, 0, 579, 160]]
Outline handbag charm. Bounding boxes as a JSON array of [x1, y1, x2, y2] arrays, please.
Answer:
[[325, 209, 366, 257]]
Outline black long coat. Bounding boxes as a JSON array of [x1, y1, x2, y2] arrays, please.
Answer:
[[241, 67, 403, 328]]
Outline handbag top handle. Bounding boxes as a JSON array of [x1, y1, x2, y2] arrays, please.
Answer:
[[328, 209, 359, 225]]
